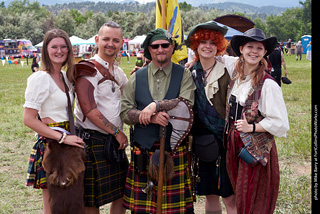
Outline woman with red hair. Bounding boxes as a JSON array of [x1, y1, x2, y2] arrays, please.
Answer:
[[186, 21, 236, 214]]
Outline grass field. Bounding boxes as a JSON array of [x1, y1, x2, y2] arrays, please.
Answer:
[[0, 54, 312, 213]]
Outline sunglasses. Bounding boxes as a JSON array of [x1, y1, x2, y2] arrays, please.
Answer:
[[149, 43, 171, 49]]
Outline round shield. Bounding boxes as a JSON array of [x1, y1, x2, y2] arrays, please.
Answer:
[[167, 97, 194, 154]]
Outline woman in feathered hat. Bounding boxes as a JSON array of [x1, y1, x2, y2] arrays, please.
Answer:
[[186, 21, 237, 214], [222, 28, 289, 214]]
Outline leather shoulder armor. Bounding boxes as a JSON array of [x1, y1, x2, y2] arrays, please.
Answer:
[[75, 60, 97, 79]]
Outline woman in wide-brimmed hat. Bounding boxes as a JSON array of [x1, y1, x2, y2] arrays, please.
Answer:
[[222, 28, 289, 214], [186, 21, 237, 214]]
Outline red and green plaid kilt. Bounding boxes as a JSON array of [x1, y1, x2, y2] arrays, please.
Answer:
[[26, 121, 70, 189], [83, 130, 129, 207], [123, 143, 194, 213]]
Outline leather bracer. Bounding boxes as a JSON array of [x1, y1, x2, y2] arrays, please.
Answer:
[[127, 109, 141, 124], [155, 98, 179, 112]]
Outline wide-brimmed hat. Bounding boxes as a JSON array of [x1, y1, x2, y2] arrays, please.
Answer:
[[231, 28, 277, 56], [185, 21, 228, 47]]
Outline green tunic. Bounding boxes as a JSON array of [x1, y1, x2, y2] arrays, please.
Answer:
[[120, 61, 196, 125]]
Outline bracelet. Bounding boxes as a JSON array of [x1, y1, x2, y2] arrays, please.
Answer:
[[153, 100, 160, 112], [113, 127, 120, 137], [252, 123, 256, 133], [58, 132, 67, 144]]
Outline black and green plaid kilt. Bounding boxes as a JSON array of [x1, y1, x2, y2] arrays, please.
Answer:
[[123, 143, 194, 213], [83, 130, 129, 208], [26, 121, 70, 189]]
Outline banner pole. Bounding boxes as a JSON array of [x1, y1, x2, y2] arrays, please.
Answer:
[[161, 0, 166, 29]]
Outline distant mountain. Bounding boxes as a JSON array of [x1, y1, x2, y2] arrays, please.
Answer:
[[2, 0, 301, 17], [199, 2, 288, 16], [41, 1, 288, 17], [3, 0, 302, 8], [181, 0, 301, 8], [44, 1, 156, 14], [110, 0, 301, 8], [3, 0, 86, 6]]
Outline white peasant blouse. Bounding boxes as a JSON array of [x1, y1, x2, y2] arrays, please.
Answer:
[[23, 70, 74, 123], [219, 55, 290, 138]]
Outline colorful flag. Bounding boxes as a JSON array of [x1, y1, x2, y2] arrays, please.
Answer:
[[156, 0, 187, 64]]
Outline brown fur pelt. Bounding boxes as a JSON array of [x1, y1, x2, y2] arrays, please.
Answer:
[[43, 139, 86, 214], [148, 151, 174, 182]]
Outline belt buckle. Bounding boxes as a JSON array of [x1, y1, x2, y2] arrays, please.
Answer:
[[82, 132, 91, 140]]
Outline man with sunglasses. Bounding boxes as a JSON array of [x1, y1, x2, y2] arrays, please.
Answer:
[[120, 28, 196, 213]]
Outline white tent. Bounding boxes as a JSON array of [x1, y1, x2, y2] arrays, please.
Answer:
[[128, 35, 146, 49], [35, 41, 43, 48], [69, 35, 88, 46], [84, 35, 97, 45]]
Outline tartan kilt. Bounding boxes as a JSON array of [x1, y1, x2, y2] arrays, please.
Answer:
[[26, 135, 47, 189], [123, 143, 194, 214], [83, 130, 129, 208], [26, 121, 70, 189]]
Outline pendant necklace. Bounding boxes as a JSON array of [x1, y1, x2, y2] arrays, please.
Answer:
[[106, 65, 116, 93], [111, 82, 115, 93], [202, 61, 217, 86], [111, 70, 115, 93]]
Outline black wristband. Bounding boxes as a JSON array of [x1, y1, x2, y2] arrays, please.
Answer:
[[252, 123, 256, 133], [154, 100, 160, 112]]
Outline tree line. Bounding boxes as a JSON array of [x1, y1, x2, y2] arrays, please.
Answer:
[[0, 0, 311, 46]]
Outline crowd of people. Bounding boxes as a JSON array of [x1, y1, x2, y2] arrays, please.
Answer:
[[23, 19, 295, 214]]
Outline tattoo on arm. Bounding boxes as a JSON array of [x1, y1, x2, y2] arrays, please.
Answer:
[[98, 112, 117, 132]]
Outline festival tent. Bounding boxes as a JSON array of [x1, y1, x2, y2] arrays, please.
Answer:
[[69, 35, 88, 45], [222, 24, 243, 40], [128, 35, 146, 50], [35, 41, 43, 48], [84, 35, 97, 45], [210, 21, 243, 40]]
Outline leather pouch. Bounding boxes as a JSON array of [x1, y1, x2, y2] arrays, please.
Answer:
[[103, 135, 126, 163], [238, 144, 258, 166], [194, 134, 219, 162]]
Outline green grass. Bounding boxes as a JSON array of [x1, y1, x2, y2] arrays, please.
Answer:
[[0, 54, 311, 213], [272, 55, 312, 214]]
